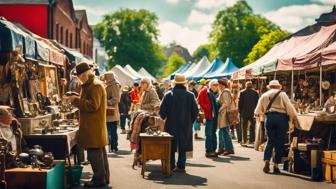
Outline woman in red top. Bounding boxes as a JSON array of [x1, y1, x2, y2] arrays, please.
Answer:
[[130, 83, 140, 112]]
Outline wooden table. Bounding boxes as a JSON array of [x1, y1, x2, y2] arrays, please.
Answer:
[[140, 133, 173, 178], [24, 129, 78, 160], [296, 114, 336, 149], [5, 161, 65, 189]]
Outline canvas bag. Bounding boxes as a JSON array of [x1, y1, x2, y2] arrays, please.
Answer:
[[225, 91, 239, 125]]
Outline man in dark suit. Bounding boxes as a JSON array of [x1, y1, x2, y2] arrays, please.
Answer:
[[238, 81, 259, 145]]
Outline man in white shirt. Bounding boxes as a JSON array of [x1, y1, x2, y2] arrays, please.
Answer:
[[255, 80, 297, 174]]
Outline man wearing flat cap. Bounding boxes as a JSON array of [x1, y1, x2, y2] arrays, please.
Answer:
[[68, 62, 110, 187]]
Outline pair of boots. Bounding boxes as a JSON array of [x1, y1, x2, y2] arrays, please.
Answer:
[[263, 161, 281, 174], [216, 148, 235, 156]]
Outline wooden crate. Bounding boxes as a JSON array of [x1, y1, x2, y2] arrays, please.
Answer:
[[5, 161, 65, 189], [322, 151, 336, 183]]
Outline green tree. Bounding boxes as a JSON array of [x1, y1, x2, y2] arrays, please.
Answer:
[[93, 9, 166, 74], [192, 44, 218, 62], [244, 29, 290, 64], [192, 44, 210, 62], [163, 52, 186, 77], [210, 0, 278, 67]]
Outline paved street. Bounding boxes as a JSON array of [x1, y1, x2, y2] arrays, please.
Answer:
[[77, 127, 335, 189]]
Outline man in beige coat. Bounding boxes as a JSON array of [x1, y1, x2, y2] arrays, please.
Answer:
[[68, 62, 109, 188], [104, 71, 121, 152], [140, 77, 160, 112]]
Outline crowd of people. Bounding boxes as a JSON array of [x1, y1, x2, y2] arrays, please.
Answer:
[[63, 62, 298, 187]]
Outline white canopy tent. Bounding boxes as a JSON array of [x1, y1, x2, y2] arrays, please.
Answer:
[[124, 64, 144, 79], [138, 67, 156, 82], [110, 65, 139, 87], [184, 56, 211, 80]]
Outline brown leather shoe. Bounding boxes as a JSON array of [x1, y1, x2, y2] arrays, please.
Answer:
[[216, 148, 225, 155], [223, 150, 235, 156], [263, 161, 270, 174], [173, 167, 186, 173], [206, 152, 218, 158], [83, 180, 107, 188]]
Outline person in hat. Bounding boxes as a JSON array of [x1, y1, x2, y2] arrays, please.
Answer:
[[255, 80, 297, 175], [217, 78, 235, 156], [197, 78, 207, 93], [239, 81, 259, 146], [198, 79, 219, 158], [119, 85, 132, 134], [104, 71, 121, 152], [139, 77, 160, 112], [160, 74, 199, 172], [68, 62, 110, 187]]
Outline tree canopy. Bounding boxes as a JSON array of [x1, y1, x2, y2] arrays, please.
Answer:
[[163, 52, 186, 78], [244, 29, 290, 65], [210, 0, 280, 67], [93, 8, 166, 74]]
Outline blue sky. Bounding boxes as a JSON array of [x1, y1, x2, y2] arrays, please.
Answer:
[[73, 0, 336, 53]]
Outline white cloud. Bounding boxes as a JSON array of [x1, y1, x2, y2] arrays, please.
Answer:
[[166, 0, 179, 5], [263, 4, 331, 32], [195, 0, 237, 10], [74, 5, 108, 17], [187, 9, 215, 25], [158, 21, 211, 53], [312, 0, 336, 5]]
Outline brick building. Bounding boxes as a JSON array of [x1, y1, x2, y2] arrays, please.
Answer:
[[0, 0, 93, 57]]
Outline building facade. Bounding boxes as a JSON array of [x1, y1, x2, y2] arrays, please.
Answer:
[[0, 0, 93, 57]]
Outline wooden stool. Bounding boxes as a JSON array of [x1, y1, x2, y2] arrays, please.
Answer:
[[140, 133, 173, 178]]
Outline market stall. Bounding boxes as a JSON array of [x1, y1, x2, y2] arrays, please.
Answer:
[[0, 18, 81, 187]]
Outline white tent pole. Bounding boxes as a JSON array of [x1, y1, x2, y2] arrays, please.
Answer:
[[320, 65, 322, 107], [291, 69, 294, 101]]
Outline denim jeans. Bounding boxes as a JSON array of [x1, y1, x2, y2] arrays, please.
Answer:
[[205, 119, 217, 153], [193, 121, 201, 131], [107, 121, 118, 150], [170, 139, 187, 170], [120, 114, 130, 130], [218, 127, 234, 151], [264, 112, 289, 163]]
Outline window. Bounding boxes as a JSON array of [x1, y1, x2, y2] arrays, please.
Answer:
[[56, 24, 59, 40], [60, 26, 63, 44], [65, 29, 68, 47], [70, 33, 73, 48]]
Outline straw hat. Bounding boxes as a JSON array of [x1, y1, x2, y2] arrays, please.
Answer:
[[322, 80, 330, 90], [267, 80, 281, 88], [122, 85, 130, 92], [173, 74, 188, 85]]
